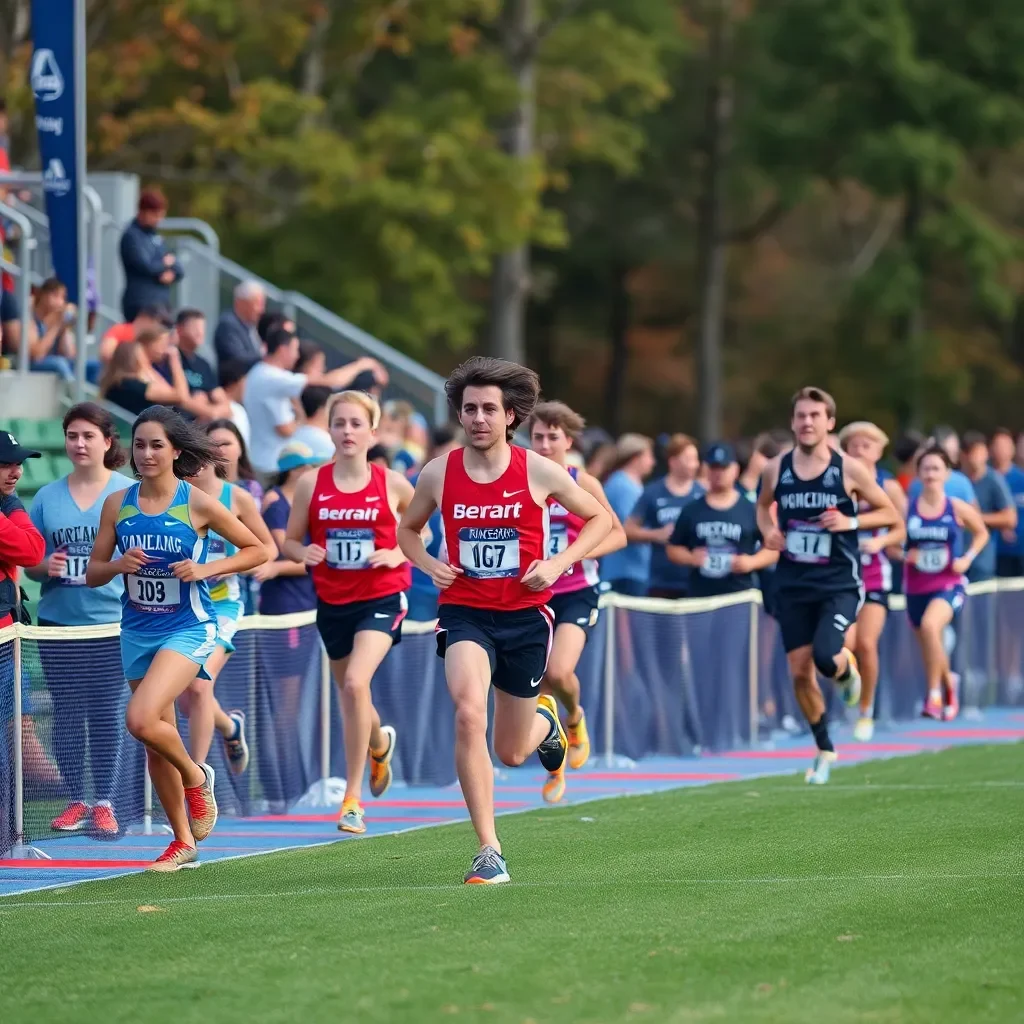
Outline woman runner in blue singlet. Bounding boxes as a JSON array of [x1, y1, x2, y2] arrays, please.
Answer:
[[87, 408, 267, 871], [178, 459, 277, 774]]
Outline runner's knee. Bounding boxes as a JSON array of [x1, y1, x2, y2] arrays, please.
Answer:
[[812, 622, 845, 679], [453, 700, 487, 740]]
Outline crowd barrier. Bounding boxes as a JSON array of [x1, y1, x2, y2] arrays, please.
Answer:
[[3, 580, 1023, 855]]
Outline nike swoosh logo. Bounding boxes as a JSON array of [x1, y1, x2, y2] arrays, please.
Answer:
[[366, 496, 381, 503], [164, 521, 177, 527], [530, 677, 541, 688], [373, 612, 390, 618], [318, 494, 333, 501], [503, 490, 523, 498]]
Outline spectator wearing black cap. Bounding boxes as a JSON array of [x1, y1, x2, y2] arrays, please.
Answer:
[[667, 443, 776, 598], [119, 188, 182, 322]]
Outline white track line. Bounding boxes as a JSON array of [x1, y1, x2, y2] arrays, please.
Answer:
[[2, 872, 1022, 911]]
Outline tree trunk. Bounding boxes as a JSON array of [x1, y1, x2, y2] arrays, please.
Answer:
[[605, 261, 630, 436], [694, 0, 734, 442], [489, 0, 536, 364]]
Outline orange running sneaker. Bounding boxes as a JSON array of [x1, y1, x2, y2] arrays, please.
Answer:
[[146, 839, 198, 873], [91, 802, 119, 838], [51, 801, 89, 832], [567, 708, 591, 770], [184, 763, 218, 841]]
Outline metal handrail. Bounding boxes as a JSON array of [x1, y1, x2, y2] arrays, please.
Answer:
[[0, 199, 35, 376], [161, 218, 220, 253]]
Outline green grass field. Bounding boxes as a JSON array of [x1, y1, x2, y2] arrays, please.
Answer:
[[2, 744, 1022, 1024]]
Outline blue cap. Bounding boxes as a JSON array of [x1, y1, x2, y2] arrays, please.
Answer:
[[703, 442, 736, 468], [276, 441, 323, 472]]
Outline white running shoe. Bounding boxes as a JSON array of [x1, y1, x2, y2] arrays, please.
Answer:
[[805, 750, 838, 785], [852, 716, 874, 742], [839, 649, 862, 708]]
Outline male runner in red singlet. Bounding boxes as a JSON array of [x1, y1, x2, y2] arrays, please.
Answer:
[[398, 357, 612, 884]]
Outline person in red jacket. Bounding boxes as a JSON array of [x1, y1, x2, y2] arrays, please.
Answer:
[[0, 428, 61, 792], [0, 429, 46, 626]]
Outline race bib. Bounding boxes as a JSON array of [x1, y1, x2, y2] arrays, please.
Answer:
[[548, 523, 569, 558], [59, 553, 89, 587], [785, 526, 832, 564], [127, 574, 181, 610], [459, 527, 520, 579], [326, 528, 375, 570], [701, 549, 735, 578], [916, 545, 950, 574]]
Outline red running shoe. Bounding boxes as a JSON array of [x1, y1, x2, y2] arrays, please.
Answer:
[[91, 802, 119, 838], [184, 763, 218, 841], [51, 801, 89, 831], [922, 691, 943, 720], [146, 839, 198, 872], [943, 673, 961, 722]]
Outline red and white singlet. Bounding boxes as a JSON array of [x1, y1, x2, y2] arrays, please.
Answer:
[[308, 462, 411, 605], [548, 466, 599, 595], [439, 445, 550, 610]]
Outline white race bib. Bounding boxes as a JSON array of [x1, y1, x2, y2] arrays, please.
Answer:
[[785, 527, 832, 564], [916, 545, 950, 574], [459, 527, 520, 579], [127, 574, 181, 609], [548, 523, 569, 559], [326, 528, 375, 570], [59, 553, 89, 587], [701, 549, 735, 578]]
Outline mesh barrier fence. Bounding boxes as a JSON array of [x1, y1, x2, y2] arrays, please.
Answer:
[[2, 580, 1022, 853]]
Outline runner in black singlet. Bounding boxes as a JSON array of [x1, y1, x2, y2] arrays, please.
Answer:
[[757, 387, 900, 784]]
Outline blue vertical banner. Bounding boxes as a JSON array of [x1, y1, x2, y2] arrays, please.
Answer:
[[30, 0, 80, 305]]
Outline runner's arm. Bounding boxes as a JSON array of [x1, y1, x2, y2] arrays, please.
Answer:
[[368, 470, 418, 568], [85, 493, 134, 588], [951, 498, 990, 572], [397, 458, 461, 588], [234, 488, 279, 567], [756, 459, 783, 548], [529, 454, 611, 578], [280, 471, 318, 564], [183, 489, 266, 578], [576, 470, 626, 558], [830, 457, 900, 532]]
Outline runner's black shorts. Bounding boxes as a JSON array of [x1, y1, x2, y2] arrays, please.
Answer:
[[316, 592, 408, 662], [436, 603, 554, 699], [774, 589, 863, 654], [863, 590, 890, 610], [548, 585, 601, 631]]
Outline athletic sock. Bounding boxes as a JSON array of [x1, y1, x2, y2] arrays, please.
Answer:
[[810, 714, 834, 753]]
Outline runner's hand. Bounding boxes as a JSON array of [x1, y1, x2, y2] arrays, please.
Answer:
[[426, 557, 462, 590], [951, 556, 972, 575], [859, 534, 883, 555], [522, 558, 562, 591], [116, 548, 149, 574], [763, 527, 785, 552], [169, 559, 206, 582], [730, 554, 753, 574], [302, 544, 327, 567], [367, 548, 404, 569], [47, 551, 68, 578], [251, 560, 279, 582], [817, 508, 853, 532]]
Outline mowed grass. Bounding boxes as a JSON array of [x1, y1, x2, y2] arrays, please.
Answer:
[[1, 744, 1022, 1024]]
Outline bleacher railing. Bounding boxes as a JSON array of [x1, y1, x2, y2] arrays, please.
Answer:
[[3, 580, 1023, 856]]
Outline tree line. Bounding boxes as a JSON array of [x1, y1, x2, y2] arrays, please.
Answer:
[[4, 0, 1024, 438]]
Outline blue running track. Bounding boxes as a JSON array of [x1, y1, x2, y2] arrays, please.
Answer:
[[2, 712, 1021, 897]]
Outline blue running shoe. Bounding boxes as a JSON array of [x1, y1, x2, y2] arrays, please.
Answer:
[[464, 845, 510, 885], [223, 710, 249, 775], [535, 695, 568, 773]]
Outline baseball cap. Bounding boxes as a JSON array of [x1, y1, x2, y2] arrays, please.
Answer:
[[0, 430, 42, 465], [703, 442, 736, 468], [276, 441, 322, 472]]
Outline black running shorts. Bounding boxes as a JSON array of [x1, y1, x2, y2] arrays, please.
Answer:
[[316, 592, 408, 662], [548, 585, 601, 632], [774, 589, 862, 654], [436, 603, 554, 699]]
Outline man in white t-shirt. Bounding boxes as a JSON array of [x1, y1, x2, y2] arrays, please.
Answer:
[[291, 385, 335, 463], [243, 327, 388, 476]]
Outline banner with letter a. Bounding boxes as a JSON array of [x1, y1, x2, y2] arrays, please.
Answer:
[[30, 0, 80, 305]]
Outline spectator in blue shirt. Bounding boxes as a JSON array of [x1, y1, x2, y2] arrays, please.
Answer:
[[990, 428, 1024, 577], [960, 431, 1016, 583], [600, 434, 655, 596], [25, 403, 135, 838], [119, 189, 182, 322], [626, 433, 704, 598]]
